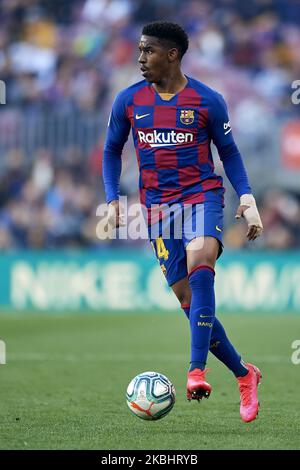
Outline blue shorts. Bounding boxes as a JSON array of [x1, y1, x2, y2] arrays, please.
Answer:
[[149, 201, 223, 287]]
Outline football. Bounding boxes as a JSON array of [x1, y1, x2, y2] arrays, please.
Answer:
[[126, 371, 176, 420]]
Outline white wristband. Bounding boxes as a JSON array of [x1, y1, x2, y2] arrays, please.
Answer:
[[240, 194, 263, 229], [240, 194, 255, 206]]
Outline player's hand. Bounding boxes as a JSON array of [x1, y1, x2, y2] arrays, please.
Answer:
[[235, 194, 263, 241], [106, 200, 125, 229]]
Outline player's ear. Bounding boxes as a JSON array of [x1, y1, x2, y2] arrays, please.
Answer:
[[168, 47, 180, 63]]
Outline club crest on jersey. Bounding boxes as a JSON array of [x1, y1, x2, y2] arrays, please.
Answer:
[[180, 110, 194, 125]]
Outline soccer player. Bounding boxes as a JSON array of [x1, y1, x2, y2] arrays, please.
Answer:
[[102, 22, 263, 423]]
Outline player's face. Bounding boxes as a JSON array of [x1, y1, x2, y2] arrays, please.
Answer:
[[138, 36, 170, 83]]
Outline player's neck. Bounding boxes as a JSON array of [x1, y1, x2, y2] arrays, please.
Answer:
[[152, 71, 187, 95]]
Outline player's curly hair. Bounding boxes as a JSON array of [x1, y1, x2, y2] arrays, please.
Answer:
[[142, 22, 189, 60]]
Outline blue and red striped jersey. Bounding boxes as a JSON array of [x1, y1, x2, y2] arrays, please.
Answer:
[[103, 76, 251, 207]]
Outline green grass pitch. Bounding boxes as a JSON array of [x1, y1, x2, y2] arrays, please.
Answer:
[[0, 312, 299, 450]]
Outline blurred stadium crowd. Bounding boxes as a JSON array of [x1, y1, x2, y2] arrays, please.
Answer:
[[0, 0, 300, 250]]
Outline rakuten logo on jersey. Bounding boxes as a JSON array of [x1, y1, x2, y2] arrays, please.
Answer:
[[138, 130, 194, 148]]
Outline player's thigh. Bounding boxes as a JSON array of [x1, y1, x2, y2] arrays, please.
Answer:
[[150, 236, 187, 287], [186, 236, 219, 273], [184, 202, 224, 273]]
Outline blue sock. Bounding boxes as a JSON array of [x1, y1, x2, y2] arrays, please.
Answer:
[[188, 266, 215, 372], [182, 303, 205, 369], [210, 318, 248, 377], [181, 304, 190, 320], [182, 304, 248, 377]]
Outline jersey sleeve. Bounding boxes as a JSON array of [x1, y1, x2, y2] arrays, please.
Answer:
[[208, 92, 234, 150], [103, 91, 131, 203], [208, 93, 252, 197]]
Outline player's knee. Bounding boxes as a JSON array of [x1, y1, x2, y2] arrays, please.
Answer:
[[174, 289, 191, 306], [186, 237, 219, 272], [179, 293, 191, 306], [171, 277, 191, 306], [188, 257, 215, 274]]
